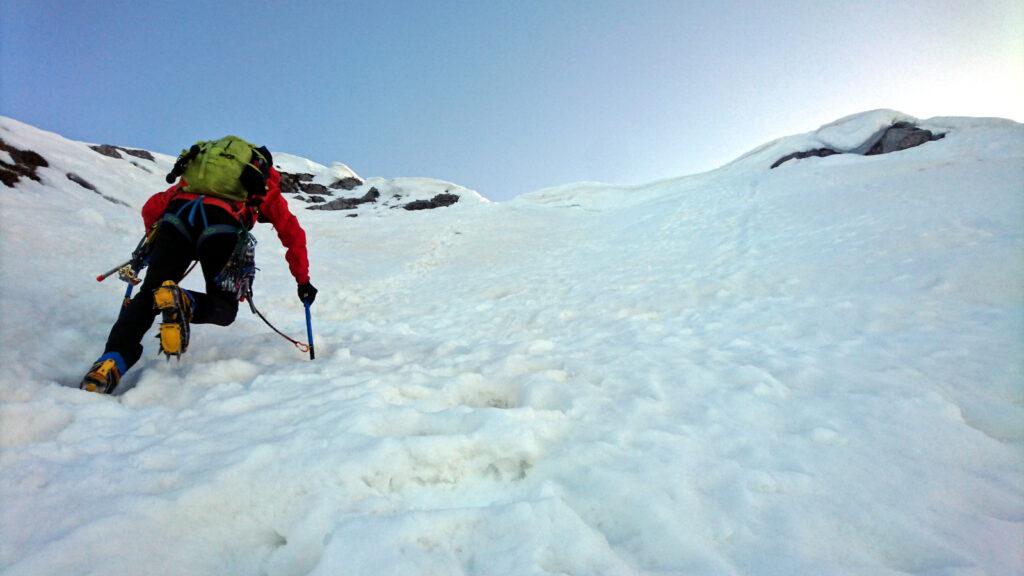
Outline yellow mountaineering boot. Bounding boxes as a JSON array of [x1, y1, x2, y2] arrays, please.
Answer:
[[154, 280, 194, 359], [80, 353, 125, 394]]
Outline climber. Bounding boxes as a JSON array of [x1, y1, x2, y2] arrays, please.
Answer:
[[80, 136, 317, 393]]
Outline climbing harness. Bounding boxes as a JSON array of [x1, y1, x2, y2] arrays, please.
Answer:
[[161, 196, 240, 244]]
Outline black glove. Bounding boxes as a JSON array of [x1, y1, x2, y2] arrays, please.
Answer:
[[298, 282, 318, 305]]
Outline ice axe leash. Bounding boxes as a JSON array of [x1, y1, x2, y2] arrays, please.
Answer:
[[245, 290, 312, 357]]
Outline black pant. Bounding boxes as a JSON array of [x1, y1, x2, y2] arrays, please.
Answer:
[[104, 200, 242, 370]]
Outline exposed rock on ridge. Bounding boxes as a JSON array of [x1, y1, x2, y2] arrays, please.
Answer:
[[403, 193, 460, 211], [278, 169, 465, 213], [89, 144, 156, 162], [864, 122, 944, 156], [308, 188, 381, 211], [329, 177, 363, 191], [771, 121, 945, 169], [66, 172, 130, 206], [279, 170, 364, 199]]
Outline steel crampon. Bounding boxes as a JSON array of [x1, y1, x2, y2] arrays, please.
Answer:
[[154, 280, 193, 359]]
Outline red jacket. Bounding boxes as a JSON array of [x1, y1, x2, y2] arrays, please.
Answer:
[[142, 167, 310, 284]]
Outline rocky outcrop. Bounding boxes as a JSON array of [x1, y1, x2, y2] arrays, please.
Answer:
[[771, 121, 946, 169], [66, 172, 97, 191], [279, 172, 337, 199], [1, 138, 49, 187], [327, 162, 363, 191], [865, 122, 945, 155], [299, 182, 332, 197], [403, 193, 460, 211], [66, 172, 129, 206], [329, 176, 363, 191], [308, 187, 381, 211], [278, 171, 311, 195], [89, 144, 156, 162], [120, 147, 155, 162], [770, 148, 840, 169], [89, 144, 123, 159]]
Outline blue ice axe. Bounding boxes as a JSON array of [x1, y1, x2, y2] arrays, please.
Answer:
[[304, 302, 315, 360]]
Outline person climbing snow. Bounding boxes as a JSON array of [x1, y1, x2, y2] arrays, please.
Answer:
[[80, 136, 318, 394]]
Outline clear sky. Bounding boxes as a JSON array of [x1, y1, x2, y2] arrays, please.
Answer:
[[2, 0, 1022, 200]]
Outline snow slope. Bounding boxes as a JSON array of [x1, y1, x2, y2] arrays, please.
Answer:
[[1, 111, 1022, 575]]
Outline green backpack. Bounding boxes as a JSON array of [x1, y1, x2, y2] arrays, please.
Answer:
[[169, 136, 269, 202]]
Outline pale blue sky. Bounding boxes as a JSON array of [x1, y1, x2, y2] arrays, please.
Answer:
[[2, 0, 1022, 200]]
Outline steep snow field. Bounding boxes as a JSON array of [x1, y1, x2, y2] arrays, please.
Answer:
[[1, 111, 1022, 575]]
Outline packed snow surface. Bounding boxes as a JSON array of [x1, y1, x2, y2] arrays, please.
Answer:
[[1, 111, 1022, 575]]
